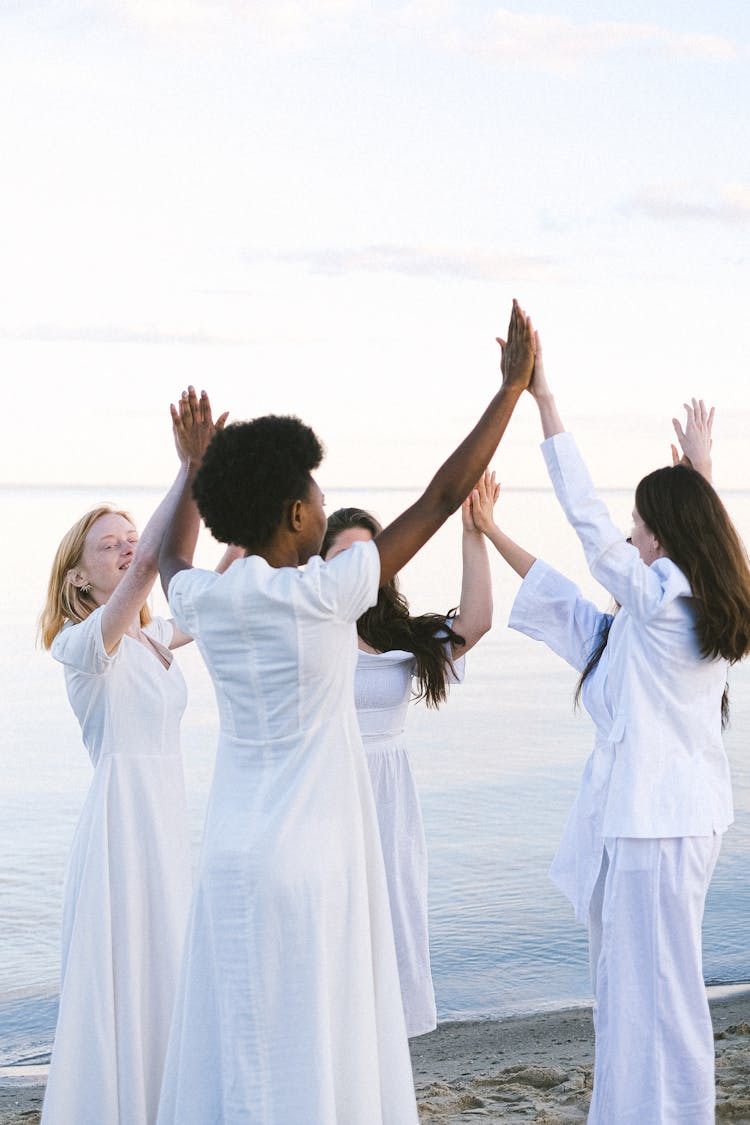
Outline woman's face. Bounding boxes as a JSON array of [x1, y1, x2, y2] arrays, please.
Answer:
[[629, 506, 664, 566], [74, 513, 139, 604], [323, 526, 374, 561]]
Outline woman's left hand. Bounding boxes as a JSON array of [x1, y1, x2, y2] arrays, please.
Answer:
[[671, 398, 714, 482], [172, 386, 229, 465], [463, 468, 501, 535]]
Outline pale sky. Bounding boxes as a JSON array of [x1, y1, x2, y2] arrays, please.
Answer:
[[0, 0, 748, 490]]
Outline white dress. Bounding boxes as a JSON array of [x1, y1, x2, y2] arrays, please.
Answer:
[[355, 647, 464, 1038], [158, 540, 419, 1125], [42, 608, 192, 1125]]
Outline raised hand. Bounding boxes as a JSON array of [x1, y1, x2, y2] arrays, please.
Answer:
[[496, 299, 535, 392], [671, 398, 714, 482], [171, 386, 229, 465], [463, 469, 501, 535], [528, 329, 551, 399]]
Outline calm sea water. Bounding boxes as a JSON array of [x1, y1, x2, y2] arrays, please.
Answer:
[[1, 482, 749, 1069]]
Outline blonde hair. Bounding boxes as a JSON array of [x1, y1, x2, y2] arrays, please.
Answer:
[[39, 505, 152, 649]]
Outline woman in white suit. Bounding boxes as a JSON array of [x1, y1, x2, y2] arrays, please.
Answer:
[[472, 328, 750, 1124]]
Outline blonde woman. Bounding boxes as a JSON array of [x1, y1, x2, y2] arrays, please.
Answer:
[[39, 389, 233, 1125]]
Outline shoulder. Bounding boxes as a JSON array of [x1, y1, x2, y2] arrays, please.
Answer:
[[51, 606, 114, 672], [650, 557, 692, 603]]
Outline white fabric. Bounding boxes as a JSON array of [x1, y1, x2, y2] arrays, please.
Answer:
[[509, 433, 734, 1124], [355, 645, 465, 1038], [42, 609, 192, 1125], [158, 540, 419, 1125], [587, 836, 721, 1125], [541, 431, 732, 839], [509, 559, 614, 922]]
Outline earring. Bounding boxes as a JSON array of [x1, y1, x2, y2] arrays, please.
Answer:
[[81, 582, 92, 595]]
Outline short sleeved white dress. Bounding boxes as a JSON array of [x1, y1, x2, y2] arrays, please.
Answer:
[[157, 540, 419, 1125], [41, 608, 192, 1125], [355, 646, 464, 1038]]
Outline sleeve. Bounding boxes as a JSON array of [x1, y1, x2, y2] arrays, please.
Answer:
[[542, 431, 677, 622], [168, 567, 218, 638], [508, 558, 612, 674], [310, 539, 380, 623], [50, 607, 118, 675]]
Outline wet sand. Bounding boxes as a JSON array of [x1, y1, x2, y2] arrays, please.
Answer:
[[2, 989, 749, 1124]]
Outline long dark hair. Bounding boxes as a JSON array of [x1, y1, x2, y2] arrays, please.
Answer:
[[321, 508, 465, 708], [635, 465, 750, 663], [575, 464, 750, 726]]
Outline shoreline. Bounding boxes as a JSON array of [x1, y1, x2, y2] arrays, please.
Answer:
[[2, 989, 749, 1124]]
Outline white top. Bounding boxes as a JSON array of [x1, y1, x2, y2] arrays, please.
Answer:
[[157, 540, 419, 1125], [537, 431, 732, 840]]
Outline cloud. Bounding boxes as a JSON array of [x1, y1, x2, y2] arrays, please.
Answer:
[[0, 323, 239, 345], [391, 5, 738, 75], [243, 243, 557, 282], [625, 183, 750, 226], [64, 0, 364, 48]]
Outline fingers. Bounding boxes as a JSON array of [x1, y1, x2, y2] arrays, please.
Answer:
[[671, 443, 679, 466]]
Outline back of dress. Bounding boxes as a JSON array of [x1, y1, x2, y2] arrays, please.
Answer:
[[159, 539, 420, 1125]]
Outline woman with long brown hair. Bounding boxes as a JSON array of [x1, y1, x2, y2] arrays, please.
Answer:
[[320, 472, 497, 1038], [473, 333, 750, 1124]]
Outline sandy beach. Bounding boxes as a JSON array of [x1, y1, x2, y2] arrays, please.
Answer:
[[2, 989, 748, 1124]]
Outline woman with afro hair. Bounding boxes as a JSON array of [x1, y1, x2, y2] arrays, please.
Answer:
[[155, 301, 534, 1125]]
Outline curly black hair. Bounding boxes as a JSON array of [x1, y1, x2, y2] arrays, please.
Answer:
[[192, 415, 325, 549]]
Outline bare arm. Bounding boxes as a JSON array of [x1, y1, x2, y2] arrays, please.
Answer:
[[159, 388, 228, 596], [468, 479, 537, 579], [102, 387, 227, 653], [449, 470, 497, 654], [100, 461, 194, 653], [375, 300, 535, 586], [527, 329, 565, 439], [671, 398, 714, 482]]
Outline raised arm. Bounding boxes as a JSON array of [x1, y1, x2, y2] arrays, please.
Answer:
[[374, 300, 534, 586], [448, 470, 497, 654], [159, 388, 228, 595], [527, 330, 565, 438], [671, 398, 714, 483], [468, 476, 537, 579], [100, 388, 226, 653]]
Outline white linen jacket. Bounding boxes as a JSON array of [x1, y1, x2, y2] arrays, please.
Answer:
[[537, 432, 732, 840]]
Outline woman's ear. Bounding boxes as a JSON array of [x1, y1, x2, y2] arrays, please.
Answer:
[[68, 568, 86, 589]]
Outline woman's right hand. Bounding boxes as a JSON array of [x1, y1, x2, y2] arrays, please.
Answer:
[[496, 300, 535, 391], [527, 329, 551, 399]]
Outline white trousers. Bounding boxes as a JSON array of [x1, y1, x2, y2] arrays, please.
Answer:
[[587, 835, 722, 1125]]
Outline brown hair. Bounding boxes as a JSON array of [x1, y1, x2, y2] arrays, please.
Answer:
[[575, 464, 750, 726], [321, 508, 464, 708], [39, 506, 152, 649], [636, 465, 750, 663]]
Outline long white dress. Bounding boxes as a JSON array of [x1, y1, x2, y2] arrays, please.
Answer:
[[42, 608, 192, 1125], [158, 540, 419, 1125], [355, 647, 464, 1038]]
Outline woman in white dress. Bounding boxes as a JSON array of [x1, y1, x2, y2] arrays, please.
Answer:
[[319, 470, 498, 1038], [155, 301, 535, 1125], [39, 390, 232, 1125], [472, 332, 750, 1124]]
